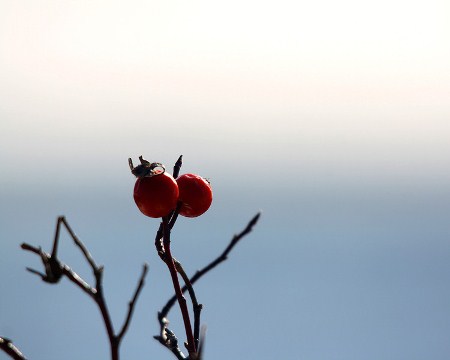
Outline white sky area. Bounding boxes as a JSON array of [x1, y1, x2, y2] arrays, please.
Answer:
[[0, 0, 449, 188]]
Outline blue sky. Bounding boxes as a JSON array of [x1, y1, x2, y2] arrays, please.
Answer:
[[1, 0, 450, 359]]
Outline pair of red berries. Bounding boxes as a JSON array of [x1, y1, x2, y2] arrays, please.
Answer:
[[131, 159, 212, 219]]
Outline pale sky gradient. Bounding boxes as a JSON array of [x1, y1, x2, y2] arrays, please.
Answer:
[[1, 0, 449, 191]]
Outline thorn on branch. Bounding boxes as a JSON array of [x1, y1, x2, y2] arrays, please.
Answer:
[[173, 155, 183, 179]]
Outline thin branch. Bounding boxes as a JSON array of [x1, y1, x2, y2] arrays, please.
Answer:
[[93, 267, 118, 360], [162, 217, 197, 356], [168, 203, 182, 229], [154, 153, 183, 260], [20, 243, 96, 298], [61, 264, 97, 297], [117, 263, 149, 340], [193, 211, 261, 279], [20, 243, 62, 284], [154, 223, 165, 259], [59, 217, 117, 356], [174, 259, 202, 350], [155, 203, 182, 261], [60, 217, 98, 270], [0, 338, 27, 360], [159, 212, 261, 321], [197, 325, 207, 360], [51, 217, 62, 258], [21, 217, 149, 360]]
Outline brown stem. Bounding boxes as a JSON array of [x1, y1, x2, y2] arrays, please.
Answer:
[[162, 217, 197, 356], [174, 259, 202, 349]]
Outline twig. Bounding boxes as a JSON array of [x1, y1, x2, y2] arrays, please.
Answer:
[[21, 243, 96, 297], [155, 203, 182, 261], [159, 212, 261, 321], [0, 338, 27, 360], [154, 154, 183, 260], [174, 259, 202, 350], [197, 325, 207, 360], [21, 217, 149, 360], [162, 217, 197, 356], [92, 266, 118, 359], [59, 217, 97, 270], [117, 263, 149, 340]]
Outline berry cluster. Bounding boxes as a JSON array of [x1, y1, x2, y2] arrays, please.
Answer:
[[129, 156, 213, 218]]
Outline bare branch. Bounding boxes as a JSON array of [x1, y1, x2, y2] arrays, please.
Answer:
[[53, 217, 117, 356], [196, 325, 207, 360], [61, 264, 97, 297], [117, 263, 149, 341], [174, 259, 202, 350], [0, 338, 27, 360], [92, 267, 118, 359], [154, 153, 183, 261], [159, 212, 261, 321], [20, 243, 62, 284], [59, 217, 98, 271], [51, 217, 62, 258], [162, 217, 197, 356], [21, 217, 149, 360]]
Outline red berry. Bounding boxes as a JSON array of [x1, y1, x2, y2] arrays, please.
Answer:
[[133, 172, 179, 218], [177, 173, 213, 218]]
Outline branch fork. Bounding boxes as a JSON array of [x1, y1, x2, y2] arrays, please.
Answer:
[[20, 216, 148, 360]]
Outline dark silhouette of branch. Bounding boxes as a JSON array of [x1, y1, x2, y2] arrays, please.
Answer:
[[21, 242, 96, 297], [197, 325, 207, 360], [162, 217, 197, 357], [174, 259, 202, 350], [158, 212, 261, 323], [153, 155, 183, 261], [21, 217, 148, 360], [117, 263, 149, 340], [0, 338, 27, 360], [155, 203, 182, 261], [59, 216, 97, 270], [156, 211, 261, 359]]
